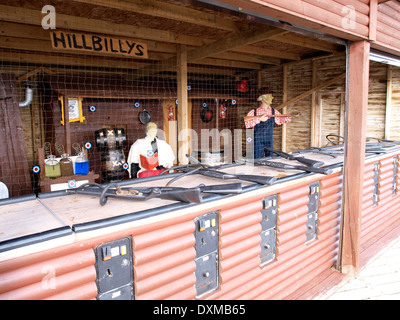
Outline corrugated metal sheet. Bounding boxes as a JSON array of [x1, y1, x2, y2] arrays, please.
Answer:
[[361, 155, 400, 246], [0, 171, 344, 300], [133, 220, 197, 300], [205, 173, 342, 300], [0, 246, 96, 300]]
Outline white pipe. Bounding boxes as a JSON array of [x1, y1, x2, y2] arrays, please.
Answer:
[[19, 86, 33, 108]]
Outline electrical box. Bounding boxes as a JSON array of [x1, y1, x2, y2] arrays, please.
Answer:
[[259, 194, 277, 265], [94, 237, 134, 300], [193, 211, 219, 298]]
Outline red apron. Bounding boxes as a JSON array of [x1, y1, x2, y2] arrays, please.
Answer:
[[138, 153, 165, 178]]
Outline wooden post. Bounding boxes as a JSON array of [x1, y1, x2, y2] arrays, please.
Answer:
[[63, 96, 71, 155], [385, 65, 393, 139], [369, 0, 378, 42], [310, 61, 317, 147], [281, 65, 288, 152], [177, 44, 190, 165], [339, 40, 370, 276]]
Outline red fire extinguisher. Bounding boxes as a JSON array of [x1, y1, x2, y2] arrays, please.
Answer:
[[168, 105, 175, 121], [219, 103, 227, 119]]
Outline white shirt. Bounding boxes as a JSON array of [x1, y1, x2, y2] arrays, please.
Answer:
[[127, 136, 175, 177]]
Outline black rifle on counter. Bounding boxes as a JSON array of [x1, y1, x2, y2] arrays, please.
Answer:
[[264, 147, 324, 167], [68, 182, 242, 206], [170, 154, 277, 186], [245, 159, 333, 175], [174, 165, 277, 186]]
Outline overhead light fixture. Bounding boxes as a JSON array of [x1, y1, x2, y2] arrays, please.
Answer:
[[370, 50, 400, 67]]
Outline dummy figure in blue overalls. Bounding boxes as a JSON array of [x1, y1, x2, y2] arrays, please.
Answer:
[[244, 94, 291, 159]]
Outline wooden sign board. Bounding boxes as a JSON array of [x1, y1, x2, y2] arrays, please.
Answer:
[[50, 31, 148, 59]]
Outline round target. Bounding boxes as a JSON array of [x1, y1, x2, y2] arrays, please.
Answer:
[[122, 163, 129, 170], [89, 105, 96, 112], [202, 102, 207, 108], [187, 85, 191, 91], [175, 99, 179, 105], [246, 137, 253, 143], [134, 102, 140, 108], [147, 150, 154, 157], [68, 180, 76, 189], [32, 165, 40, 174], [231, 99, 237, 105], [84, 142, 92, 150]]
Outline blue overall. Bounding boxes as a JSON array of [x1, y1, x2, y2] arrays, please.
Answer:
[[254, 108, 275, 159]]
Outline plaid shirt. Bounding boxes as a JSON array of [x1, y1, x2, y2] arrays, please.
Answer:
[[245, 106, 290, 129]]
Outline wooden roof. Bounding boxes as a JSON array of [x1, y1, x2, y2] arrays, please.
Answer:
[[0, 0, 345, 84]]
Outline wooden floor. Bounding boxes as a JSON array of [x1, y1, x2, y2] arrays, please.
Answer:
[[286, 218, 400, 300], [328, 234, 400, 300]]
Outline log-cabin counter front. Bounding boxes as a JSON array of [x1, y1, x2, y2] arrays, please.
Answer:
[[1, 146, 399, 300]]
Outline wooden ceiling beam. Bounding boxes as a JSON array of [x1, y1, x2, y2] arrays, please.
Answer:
[[187, 27, 288, 62], [0, 21, 295, 64], [270, 32, 342, 52], [128, 27, 286, 79], [71, 0, 246, 32], [0, 4, 205, 47], [0, 36, 263, 70], [0, 50, 236, 76]]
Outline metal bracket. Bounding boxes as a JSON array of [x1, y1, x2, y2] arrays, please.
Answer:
[[372, 162, 380, 205], [306, 182, 320, 242], [393, 156, 398, 195], [193, 211, 219, 298], [93, 236, 134, 300], [260, 194, 277, 265]]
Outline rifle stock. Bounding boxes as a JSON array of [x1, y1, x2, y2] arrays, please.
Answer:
[[264, 147, 324, 168], [255, 160, 333, 175], [244, 114, 292, 122], [71, 182, 243, 205], [179, 167, 276, 185]]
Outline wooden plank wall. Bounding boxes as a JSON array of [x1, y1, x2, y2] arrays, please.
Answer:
[[387, 67, 400, 140], [375, 1, 400, 55], [367, 61, 388, 139], [257, 56, 400, 152], [221, 0, 370, 40]]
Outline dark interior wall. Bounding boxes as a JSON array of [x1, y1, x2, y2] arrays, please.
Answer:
[[0, 73, 32, 196], [45, 93, 164, 176], [191, 98, 238, 160]]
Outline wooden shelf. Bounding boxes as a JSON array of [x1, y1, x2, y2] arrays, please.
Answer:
[[37, 148, 99, 193]]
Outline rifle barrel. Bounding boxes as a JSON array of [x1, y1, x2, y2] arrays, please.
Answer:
[[244, 114, 292, 121]]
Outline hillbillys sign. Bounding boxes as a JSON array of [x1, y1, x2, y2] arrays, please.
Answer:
[[50, 31, 148, 58]]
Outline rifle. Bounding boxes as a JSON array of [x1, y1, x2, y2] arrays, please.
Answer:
[[244, 114, 293, 122], [176, 166, 277, 186], [264, 147, 324, 168], [69, 182, 242, 206], [176, 154, 277, 186], [253, 159, 333, 175]]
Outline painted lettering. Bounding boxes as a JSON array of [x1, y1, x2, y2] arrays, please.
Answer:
[[92, 36, 103, 51], [136, 44, 144, 57], [49, 31, 148, 58], [119, 39, 127, 53], [81, 34, 92, 50], [52, 31, 66, 48]]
